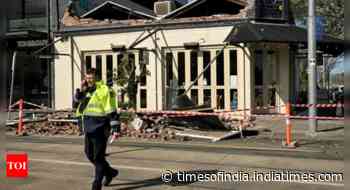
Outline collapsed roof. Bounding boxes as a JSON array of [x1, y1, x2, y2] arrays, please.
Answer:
[[81, 0, 158, 20], [61, 0, 249, 27]]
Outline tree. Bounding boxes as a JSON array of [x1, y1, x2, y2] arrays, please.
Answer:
[[113, 51, 150, 109], [290, 0, 344, 38]]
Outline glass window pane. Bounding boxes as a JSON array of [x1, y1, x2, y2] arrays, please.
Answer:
[[96, 55, 102, 81], [85, 56, 91, 72], [255, 50, 263, 86], [191, 89, 198, 105], [117, 54, 124, 80], [140, 51, 147, 86], [216, 89, 225, 109], [230, 50, 237, 75], [141, 89, 147, 108], [106, 55, 113, 86], [216, 51, 224, 86], [203, 51, 211, 86], [190, 51, 198, 85], [204, 89, 211, 106], [178, 52, 185, 86], [166, 53, 173, 86]]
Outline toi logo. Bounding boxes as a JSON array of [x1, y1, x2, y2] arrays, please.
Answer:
[[6, 153, 28, 178]]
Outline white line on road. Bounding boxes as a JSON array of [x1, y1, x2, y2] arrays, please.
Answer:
[[30, 158, 162, 172], [30, 158, 344, 187]]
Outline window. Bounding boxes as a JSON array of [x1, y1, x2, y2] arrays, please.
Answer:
[[191, 89, 198, 105], [166, 53, 173, 86], [140, 51, 147, 86], [140, 89, 147, 108], [190, 51, 198, 85], [106, 55, 113, 86], [204, 89, 211, 106], [96, 55, 102, 81], [203, 51, 211, 86], [217, 89, 225, 109], [255, 50, 263, 107], [178, 89, 185, 96], [117, 54, 124, 80], [216, 51, 224, 85], [85, 56, 92, 72], [178, 52, 185, 86], [230, 89, 238, 111], [255, 50, 263, 86], [230, 50, 237, 75]]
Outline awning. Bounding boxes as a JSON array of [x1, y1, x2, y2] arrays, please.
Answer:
[[3, 30, 48, 50], [4, 30, 47, 40], [224, 22, 344, 46]]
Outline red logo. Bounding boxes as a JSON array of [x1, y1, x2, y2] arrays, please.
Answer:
[[6, 153, 28, 177]]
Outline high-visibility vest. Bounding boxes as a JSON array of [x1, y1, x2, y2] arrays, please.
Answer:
[[76, 81, 117, 117]]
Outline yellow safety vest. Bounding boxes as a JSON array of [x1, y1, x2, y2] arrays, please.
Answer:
[[76, 81, 117, 117]]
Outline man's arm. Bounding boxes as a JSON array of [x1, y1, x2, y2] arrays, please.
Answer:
[[104, 87, 121, 140]]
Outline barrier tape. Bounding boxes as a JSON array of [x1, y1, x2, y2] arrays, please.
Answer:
[[289, 115, 344, 120], [292, 104, 344, 108], [121, 109, 344, 121], [135, 110, 246, 118]]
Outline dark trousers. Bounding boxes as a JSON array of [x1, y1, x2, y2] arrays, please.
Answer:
[[84, 127, 112, 190]]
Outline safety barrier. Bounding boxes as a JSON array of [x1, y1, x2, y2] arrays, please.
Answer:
[[123, 102, 344, 148], [9, 101, 342, 147], [8, 99, 25, 135], [7, 99, 50, 136]]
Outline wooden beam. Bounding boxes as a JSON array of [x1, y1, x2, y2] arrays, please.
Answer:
[[225, 0, 248, 7]]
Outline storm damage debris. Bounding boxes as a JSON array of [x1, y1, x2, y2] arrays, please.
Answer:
[[6, 107, 255, 142]]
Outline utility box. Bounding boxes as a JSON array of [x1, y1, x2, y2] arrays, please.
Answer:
[[154, 0, 177, 16]]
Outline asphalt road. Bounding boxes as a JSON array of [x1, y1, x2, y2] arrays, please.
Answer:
[[1, 135, 344, 190]]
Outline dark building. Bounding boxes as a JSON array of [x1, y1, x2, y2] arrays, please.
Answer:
[[1, 0, 53, 109]]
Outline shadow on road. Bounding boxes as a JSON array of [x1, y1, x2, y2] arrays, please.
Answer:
[[106, 147, 149, 157], [110, 169, 219, 190], [318, 126, 344, 132]]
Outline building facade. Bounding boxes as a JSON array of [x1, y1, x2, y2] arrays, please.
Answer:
[[2, 0, 53, 109], [53, 0, 342, 113]]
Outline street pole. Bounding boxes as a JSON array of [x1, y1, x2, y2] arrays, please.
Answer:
[[308, 0, 317, 135]]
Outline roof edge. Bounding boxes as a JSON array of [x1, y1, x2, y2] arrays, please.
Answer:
[[81, 1, 157, 20]]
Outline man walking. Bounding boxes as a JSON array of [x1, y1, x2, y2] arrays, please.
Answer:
[[74, 68, 120, 190]]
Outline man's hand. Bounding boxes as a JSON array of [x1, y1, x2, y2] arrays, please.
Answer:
[[81, 79, 88, 92], [109, 132, 120, 144]]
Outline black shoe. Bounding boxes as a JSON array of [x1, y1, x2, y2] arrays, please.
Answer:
[[103, 168, 119, 186], [92, 181, 102, 190]]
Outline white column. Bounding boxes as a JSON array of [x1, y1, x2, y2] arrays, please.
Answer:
[[210, 50, 217, 109], [112, 54, 118, 108], [101, 54, 107, 82], [91, 54, 96, 68], [277, 46, 290, 113], [54, 39, 73, 109], [198, 51, 204, 105], [134, 53, 140, 110], [224, 49, 230, 110], [237, 46, 254, 113], [185, 51, 191, 97]]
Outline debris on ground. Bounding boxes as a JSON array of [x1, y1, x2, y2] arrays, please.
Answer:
[[6, 106, 255, 142]]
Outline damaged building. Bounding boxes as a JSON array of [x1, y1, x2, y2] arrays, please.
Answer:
[[52, 0, 343, 113]]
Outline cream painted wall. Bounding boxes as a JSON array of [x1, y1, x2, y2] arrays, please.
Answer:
[[54, 37, 73, 109], [54, 26, 234, 110], [54, 26, 291, 114]]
